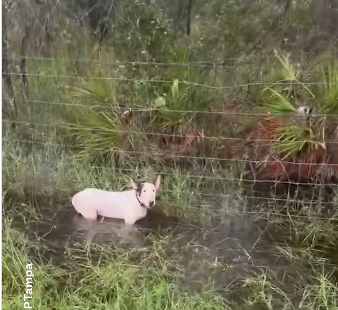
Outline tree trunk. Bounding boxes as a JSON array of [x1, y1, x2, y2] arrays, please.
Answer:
[[20, 26, 30, 98], [186, 0, 193, 36], [2, 4, 17, 118], [174, 0, 186, 34]]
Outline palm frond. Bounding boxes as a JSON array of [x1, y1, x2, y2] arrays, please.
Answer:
[[262, 88, 296, 115], [66, 78, 117, 107], [151, 79, 192, 128], [274, 50, 300, 82], [273, 124, 325, 159], [67, 111, 124, 159], [64, 77, 125, 159], [268, 51, 314, 99]]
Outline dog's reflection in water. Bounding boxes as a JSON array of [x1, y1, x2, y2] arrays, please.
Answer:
[[71, 214, 145, 247], [71, 208, 178, 248]]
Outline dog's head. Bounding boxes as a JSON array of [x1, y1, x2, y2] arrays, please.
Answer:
[[129, 175, 161, 209]]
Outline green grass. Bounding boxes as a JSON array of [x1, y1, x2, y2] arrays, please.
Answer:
[[301, 273, 338, 310]]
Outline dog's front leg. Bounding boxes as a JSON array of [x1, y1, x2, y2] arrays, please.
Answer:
[[117, 222, 140, 245], [124, 217, 136, 225]]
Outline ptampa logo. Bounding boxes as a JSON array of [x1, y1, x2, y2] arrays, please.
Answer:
[[23, 262, 34, 309]]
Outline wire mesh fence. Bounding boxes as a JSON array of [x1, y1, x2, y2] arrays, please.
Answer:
[[3, 4, 338, 308], [3, 54, 338, 222]]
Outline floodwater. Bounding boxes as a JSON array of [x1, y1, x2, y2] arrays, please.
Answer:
[[18, 196, 305, 295], [9, 188, 337, 305]]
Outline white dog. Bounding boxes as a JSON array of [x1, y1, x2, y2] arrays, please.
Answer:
[[71, 176, 161, 225]]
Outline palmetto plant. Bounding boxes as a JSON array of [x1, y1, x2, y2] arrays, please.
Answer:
[[261, 51, 327, 160], [68, 111, 123, 159], [272, 50, 300, 82], [65, 77, 128, 159], [67, 77, 117, 107], [273, 122, 326, 160], [152, 79, 194, 129], [319, 62, 338, 114], [267, 50, 314, 100]]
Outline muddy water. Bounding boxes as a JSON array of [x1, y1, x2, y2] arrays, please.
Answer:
[[19, 198, 300, 295]]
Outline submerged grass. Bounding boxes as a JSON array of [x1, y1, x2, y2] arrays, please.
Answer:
[[3, 219, 226, 310], [239, 269, 338, 310], [4, 212, 338, 309]]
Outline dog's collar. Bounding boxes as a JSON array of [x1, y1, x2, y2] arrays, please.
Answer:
[[135, 193, 147, 209]]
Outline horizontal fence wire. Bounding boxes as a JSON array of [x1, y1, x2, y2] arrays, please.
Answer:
[[3, 72, 332, 89], [4, 119, 338, 145], [6, 55, 246, 68], [4, 136, 338, 168], [3, 136, 338, 188], [47, 185, 338, 223], [7, 141, 335, 222], [4, 49, 338, 276], [6, 98, 338, 119], [48, 181, 337, 213], [4, 54, 290, 67], [4, 56, 338, 225], [26, 182, 337, 223], [4, 136, 338, 222], [6, 52, 337, 71]]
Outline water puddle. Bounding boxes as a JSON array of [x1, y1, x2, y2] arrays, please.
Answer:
[[9, 192, 337, 297], [12, 197, 294, 292]]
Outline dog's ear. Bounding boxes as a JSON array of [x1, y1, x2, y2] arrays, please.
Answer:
[[128, 179, 138, 190], [154, 175, 161, 191]]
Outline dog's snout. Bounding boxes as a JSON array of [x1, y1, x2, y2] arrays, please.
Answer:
[[149, 201, 155, 208]]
